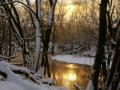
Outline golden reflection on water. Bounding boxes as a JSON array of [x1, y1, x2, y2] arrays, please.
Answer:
[[50, 61, 91, 90], [64, 70, 76, 81]]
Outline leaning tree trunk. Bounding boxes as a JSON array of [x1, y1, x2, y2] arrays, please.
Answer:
[[92, 0, 107, 90]]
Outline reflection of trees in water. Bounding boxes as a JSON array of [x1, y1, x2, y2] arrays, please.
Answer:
[[50, 61, 91, 89]]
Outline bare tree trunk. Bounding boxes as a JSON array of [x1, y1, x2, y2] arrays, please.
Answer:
[[8, 25, 12, 62], [92, 0, 107, 90], [33, 0, 41, 72], [39, 0, 57, 78], [25, 0, 41, 72], [111, 59, 120, 90], [106, 38, 120, 89]]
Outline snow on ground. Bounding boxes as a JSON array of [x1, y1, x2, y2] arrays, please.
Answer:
[[86, 80, 94, 90], [52, 55, 94, 65], [0, 61, 66, 90], [0, 81, 24, 90]]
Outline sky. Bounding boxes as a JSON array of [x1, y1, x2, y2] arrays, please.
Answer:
[[20, 0, 83, 20]]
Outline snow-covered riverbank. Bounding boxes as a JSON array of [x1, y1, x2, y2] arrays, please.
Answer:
[[0, 61, 66, 90], [52, 55, 94, 66]]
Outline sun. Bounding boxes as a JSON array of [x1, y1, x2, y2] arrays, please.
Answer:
[[65, 5, 75, 16], [64, 0, 76, 20]]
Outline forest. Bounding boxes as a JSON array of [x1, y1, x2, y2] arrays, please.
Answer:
[[0, 0, 120, 90]]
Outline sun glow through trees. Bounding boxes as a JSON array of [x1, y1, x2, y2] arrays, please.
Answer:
[[64, 0, 76, 20]]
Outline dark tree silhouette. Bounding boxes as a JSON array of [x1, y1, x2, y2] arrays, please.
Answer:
[[92, 0, 108, 90]]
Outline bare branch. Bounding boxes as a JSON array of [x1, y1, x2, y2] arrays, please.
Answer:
[[0, 14, 6, 17], [21, 36, 41, 40], [0, 0, 40, 22], [0, 55, 16, 59]]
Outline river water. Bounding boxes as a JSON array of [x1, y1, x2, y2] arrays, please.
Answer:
[[50, 60, 92, 90]]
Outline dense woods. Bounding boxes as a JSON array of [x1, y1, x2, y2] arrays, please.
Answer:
[[0, 0, 120, 90]]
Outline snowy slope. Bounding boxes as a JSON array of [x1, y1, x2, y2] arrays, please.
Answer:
[[0, 61, 66, 90]]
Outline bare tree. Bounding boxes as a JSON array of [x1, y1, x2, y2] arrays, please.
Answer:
[[38, 0, 57, 78], [92, 0, 108, 90], [0, 0, 57, 79]]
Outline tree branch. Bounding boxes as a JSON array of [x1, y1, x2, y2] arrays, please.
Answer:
[[0, 55, 16, 59], [0, 0, 40, 22]]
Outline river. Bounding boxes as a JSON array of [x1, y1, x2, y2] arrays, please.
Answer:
[[50, 60, 92, 90]]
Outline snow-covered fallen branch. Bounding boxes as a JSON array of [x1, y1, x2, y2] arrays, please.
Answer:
[[0, 61, 67, 90], [0, 61, 41, 84], [0, 66, 49, 90]]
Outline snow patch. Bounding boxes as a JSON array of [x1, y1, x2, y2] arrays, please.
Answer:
[[0, 81, 24, 90], [86, 80, 94, 90], [52, 55, 94, 65]]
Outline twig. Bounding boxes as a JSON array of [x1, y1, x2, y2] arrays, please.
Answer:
[[21, 36, 41, 40], [0, 0, 40, 22], [0, 55, 16, 59]]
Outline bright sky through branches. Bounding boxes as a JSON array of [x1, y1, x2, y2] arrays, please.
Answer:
[[29, 0, 77, 20], [64, 0, 76, 20]]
